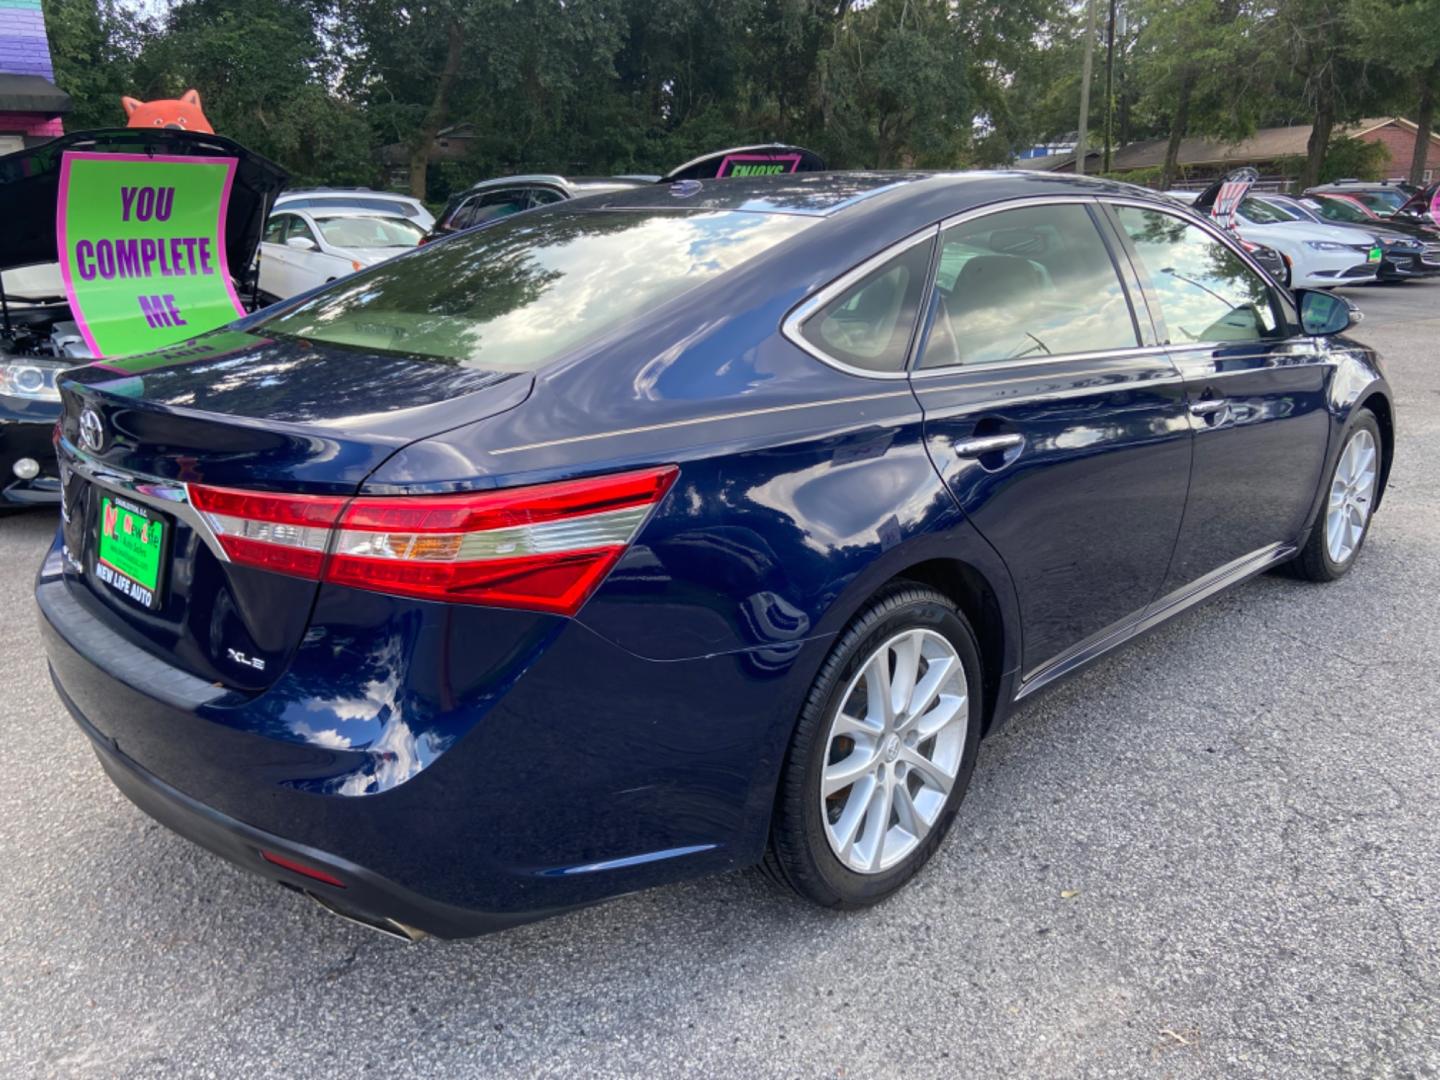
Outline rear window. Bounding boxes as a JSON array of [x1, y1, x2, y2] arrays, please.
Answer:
[[259, 209, 812, 369]]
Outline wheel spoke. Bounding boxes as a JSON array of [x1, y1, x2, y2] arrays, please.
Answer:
[[823, 747, 878, 796], [830, 710, 884, 741], [900, 746, 954, 796], [888, 633, 921, 719], [863, 650, 894, 726], [865, 780, 894, 872], [910, 692, 965, 740], [831, 775, 878, 857], [897, 655, 955, 731], [893, 781, 924, 838]]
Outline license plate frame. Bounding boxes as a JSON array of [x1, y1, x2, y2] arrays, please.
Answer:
[[92, 492, 171, 611]]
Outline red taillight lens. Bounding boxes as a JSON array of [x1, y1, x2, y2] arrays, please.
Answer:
[[190, 485, 346, 578], [189, 466, 678, 616]]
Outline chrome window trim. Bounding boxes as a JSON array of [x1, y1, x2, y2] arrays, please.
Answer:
[[779, 226, 939, 381], [908, 342, 1172, 380]]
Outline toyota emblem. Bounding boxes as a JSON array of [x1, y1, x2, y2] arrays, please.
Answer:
[[79, 408, 105, 452]]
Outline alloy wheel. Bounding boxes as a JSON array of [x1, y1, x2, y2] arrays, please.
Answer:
[[1326, 428, 1378, 565], [819, 628, 968, 875]]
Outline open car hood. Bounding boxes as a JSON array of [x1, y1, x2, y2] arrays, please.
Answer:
[[0, 128, 288, 275]]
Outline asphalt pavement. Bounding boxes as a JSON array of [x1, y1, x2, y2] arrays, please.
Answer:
[[2, 280, 1438, 1079]]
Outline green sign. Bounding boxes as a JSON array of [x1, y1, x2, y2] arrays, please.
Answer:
[[57, 152, 244, 358], [97, 496, 165, 598]]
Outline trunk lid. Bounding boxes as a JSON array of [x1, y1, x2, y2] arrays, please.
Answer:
[[54, 328, 533, 692]]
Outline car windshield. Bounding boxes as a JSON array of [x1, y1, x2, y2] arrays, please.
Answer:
[[1257, 198, 1312, 222], [1307, 196, 1371, 224], [314, 215, 426, 249], [1351, 191, 1405, 214], [1237, 197, 1292, 224], [258, 208, 812, 369]]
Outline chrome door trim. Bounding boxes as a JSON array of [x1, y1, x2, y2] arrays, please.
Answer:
[[1014, 541, 1295, 701], [779, 226, 939, 381], [908, 342, 1174, 380], [58, 436, 231, 564]]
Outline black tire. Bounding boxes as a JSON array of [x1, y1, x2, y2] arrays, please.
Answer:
[[1289, 408, 1382, 582], [762, 584, 984, 909]]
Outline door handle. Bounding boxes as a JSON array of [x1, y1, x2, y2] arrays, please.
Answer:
[[1189, 399, 1229, 417], [953, 433, 1025, 457]]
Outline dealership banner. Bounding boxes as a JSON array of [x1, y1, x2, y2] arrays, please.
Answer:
[[56, 152, 244, 357]]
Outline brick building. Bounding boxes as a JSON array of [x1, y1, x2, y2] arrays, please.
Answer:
[[1019, 117, 1440, 188], [0, 0, 69, 153]]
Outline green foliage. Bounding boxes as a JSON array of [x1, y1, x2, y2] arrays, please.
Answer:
[[1274, 135, 1393, 189], [35, 0, 1440, 195]]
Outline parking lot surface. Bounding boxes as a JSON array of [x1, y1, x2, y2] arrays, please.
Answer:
[[2, 281, 1438, 1079]]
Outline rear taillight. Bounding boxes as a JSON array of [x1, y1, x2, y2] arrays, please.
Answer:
[[189, 465, 677, 615]]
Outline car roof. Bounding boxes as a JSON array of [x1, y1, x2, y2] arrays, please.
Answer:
[[277, 188, 417, 200], [570, 169, 1170, 219], [465, 174, 652, 196]]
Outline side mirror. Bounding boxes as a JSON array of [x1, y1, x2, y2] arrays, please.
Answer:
[[1295, 289, 1358, 336], [285, 236, 318, 252]]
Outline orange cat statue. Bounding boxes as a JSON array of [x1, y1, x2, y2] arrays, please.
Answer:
[[121, 90, 214, 134]]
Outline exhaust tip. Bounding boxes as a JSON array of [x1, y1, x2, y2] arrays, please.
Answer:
[[306, 890, 428, 943]]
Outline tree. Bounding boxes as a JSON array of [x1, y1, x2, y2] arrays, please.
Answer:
[[41, 0, 152, 130], [1346, 0, 1440, 185]]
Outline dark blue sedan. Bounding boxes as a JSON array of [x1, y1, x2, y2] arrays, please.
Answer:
[[38, 171, 1393, 939]]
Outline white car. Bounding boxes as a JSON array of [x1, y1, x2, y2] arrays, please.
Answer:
[[258, 209, 425, 300], [273, 188, 435, 232], [1221, 196, 1381, 289]]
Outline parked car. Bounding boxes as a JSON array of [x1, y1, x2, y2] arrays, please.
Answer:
[[426, 174, 650, 241], [1161, 190, 1291, 278], [258, 209, 425, 300], [0, 127, 284, 512], [1392, 181, 1440, 227], [1234, 236, 1289, 282], [1194, 183, 1381, 288], [39, 171, 1393, 939], [426, 144, 827, 242], [274, 187, 436, 232], [1306, 191, 1440, 237], [1253, 194, 1440, 281], [1302, 180, 1415, 218]]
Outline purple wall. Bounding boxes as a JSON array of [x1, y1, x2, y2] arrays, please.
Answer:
[[0, 1, 57, 81]]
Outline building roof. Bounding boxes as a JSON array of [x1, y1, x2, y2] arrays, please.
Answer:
[[0, 73, 69, 114], [1016, 117, 1440, 174]]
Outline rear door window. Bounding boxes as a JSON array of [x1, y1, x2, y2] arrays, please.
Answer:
[[262, 215, 288, 244], [919, 203, 1139, 369], [797, 239, 934, 373], [1113, 206, 1281, 345]]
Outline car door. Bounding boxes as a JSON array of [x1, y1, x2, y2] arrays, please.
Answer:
[[1104, 201, 1331, 594], [283, 214, 329, 294], [911, 199, 1192, 685], [257, 213, 292, 299]]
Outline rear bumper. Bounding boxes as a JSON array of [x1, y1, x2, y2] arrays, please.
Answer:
[[56, 675, 552, 939], [0, 403, 61, 507], [38, 547, 824, 935]]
